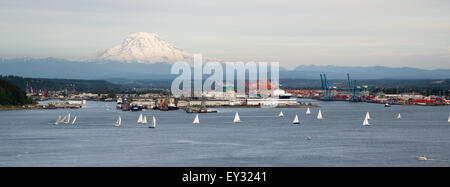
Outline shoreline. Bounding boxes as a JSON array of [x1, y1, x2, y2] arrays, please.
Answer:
[[204, 104, 319, 108], [0, 105, 39, 111], [0, 103, 82, 111]]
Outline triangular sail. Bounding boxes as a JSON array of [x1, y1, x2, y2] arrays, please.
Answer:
[[363, 116, 370, 126], [61, 115, 67, 123], [397, 113, 402, 119], [71, 116, 77, 125], [137, 113, 143, 123], [366, 112, 371, 120], [193, 114, 200, 124], [279, 111, 284, 117], [152, 116, 156, 128], [54, 116, 62, 125], [293, 115, 300, 124], [142, 115, 147, 124], [306, 108, 311, 115], [234, 112, 241, 123], [317, 110, 323, 120], [448, 116, 450, 123], [65, 113, 71, 124], [114, 116, 122, 126]]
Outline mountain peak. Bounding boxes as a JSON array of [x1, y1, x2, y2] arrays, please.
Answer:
[[129, 32, 160, 38], [125, 32, 162, 42], [98, 32, 194, 64]]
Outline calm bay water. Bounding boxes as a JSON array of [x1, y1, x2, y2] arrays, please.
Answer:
[[0, 100, 449, 166]]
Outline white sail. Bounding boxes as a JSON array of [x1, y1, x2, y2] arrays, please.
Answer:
[[53, 116, 62, 125], [317, 110, 323, 120], [114, 116, 122, 127], [71, 116, 77, 125], [306, 108, 311, 115], [448, 116, 450, 123], [61, 115, 67, 123], [142, 115, 148, 124], [293, 115, 300, 124], [366, 112, 371, 120], [137, 113, 143, 124], [193, 114, 200, 124], [397, 113, 402, 119], [234, 112, 241, 123], [279, 111, 284, 117], [363, 116, 370, 126], [65, 113, 71, 124], [152, 116, 156, 128]]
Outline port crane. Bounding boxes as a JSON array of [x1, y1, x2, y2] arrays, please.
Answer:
[[319, 73, 367, 102], [320, 73, 332, 101]]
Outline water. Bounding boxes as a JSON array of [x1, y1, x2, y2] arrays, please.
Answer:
[[0, 100, 449, 166]]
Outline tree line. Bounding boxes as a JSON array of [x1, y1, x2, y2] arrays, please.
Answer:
[[0, 78, 33, 106]]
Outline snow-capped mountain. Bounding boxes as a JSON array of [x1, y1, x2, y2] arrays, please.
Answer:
[[98, 32, 195, 64]]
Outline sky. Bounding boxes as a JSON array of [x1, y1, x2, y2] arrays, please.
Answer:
[[0, 0, 449, 70]]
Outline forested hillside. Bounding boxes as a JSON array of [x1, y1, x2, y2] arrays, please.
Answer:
[[0, 78, 33, 106]]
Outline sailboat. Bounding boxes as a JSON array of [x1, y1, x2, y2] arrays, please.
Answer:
[[397, 113, 402, 119], [53, 116, 62, 125], [279, 111, 284, 117], [306, 108, 311, 115], [234, 112, 241, 123], [448, 116, 450, 123], [317, 110, 323, 120], [114, 116, 122, 127], [363, 115, 370, 126], [64, 113, 71, 124], [142, 115, 148, 124], [149, 116, 156, 128], [193, 114, 200, 124], [60, 114, 67, 124], [366, 112, 371, 120], [293, 115, 300, 124], [137, 113, 143, 124], [71, 116, 77, 125]]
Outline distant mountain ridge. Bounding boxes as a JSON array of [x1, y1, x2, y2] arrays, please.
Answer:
[[3, 31, 449, 80], [283, 65, 450, 79], [1, 58, 449, 80]]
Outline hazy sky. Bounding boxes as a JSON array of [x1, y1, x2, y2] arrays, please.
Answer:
[[0, 0, 449, 69]]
